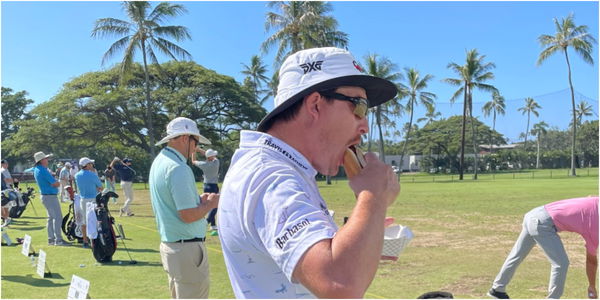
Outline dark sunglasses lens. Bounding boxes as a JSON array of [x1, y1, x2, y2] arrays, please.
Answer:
[[354, 100, 368, 118]]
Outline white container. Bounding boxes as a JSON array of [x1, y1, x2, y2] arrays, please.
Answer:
[[382, 224, 414, 259]]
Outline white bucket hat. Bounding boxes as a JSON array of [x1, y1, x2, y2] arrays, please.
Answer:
[[34, 151, 53, 163], [257, 47, 398, 132], [79, 157, 95, 166], [156, 117, 211, 146], [205, 149, 218, 158]]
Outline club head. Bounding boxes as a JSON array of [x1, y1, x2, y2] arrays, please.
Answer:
[[129, 260, 137, 265]]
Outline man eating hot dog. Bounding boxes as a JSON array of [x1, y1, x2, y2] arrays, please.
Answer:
[[219, 47, 400, 298]]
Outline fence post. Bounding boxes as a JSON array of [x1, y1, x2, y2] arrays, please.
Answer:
[[451, 175, 454, 182]]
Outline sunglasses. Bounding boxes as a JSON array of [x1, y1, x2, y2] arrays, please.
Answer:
[[189, 136, 199, 146], [320, 92, 369, 119]]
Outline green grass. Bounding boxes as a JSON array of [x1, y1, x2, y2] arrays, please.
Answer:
[[1, 169, 598, 298]]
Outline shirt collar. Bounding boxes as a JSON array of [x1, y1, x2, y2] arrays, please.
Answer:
[[240, 130, 317, 178], [163, 146, 187, 163]]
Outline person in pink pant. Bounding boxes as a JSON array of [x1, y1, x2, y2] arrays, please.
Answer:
[[489, 196, 598, 299]]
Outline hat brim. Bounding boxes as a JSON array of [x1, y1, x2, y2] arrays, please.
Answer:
[[257, 75, 397, 132], [155, 132, 211, 146]]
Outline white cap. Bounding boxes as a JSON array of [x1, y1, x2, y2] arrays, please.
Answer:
[[64, 162, 72, 167], [257, 47, 397, 132], [156, 117, 211, 146], [205, 149, 218, 158], [79, 157, 95, 166], [34, 151, 53, 163]]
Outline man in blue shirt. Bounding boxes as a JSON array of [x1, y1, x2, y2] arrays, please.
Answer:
[[33, 151, 71, 246], [149, 117, 219, 299], [110, 157, 136, 216], [74, 157, 103, 248]]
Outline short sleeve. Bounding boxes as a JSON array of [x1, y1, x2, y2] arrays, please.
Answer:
[[254, 172, 336, 282], [168, 165, 199, 211]]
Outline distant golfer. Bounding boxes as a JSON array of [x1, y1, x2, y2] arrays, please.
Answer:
[[192, 148, 220, 235], [488, 196, 598, 299], [111, 157, 136, 216]]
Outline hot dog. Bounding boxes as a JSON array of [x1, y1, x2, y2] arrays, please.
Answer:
[[343, 145, 366, 178]]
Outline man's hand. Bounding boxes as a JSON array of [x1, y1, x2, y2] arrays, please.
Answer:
[[588, 286, 597, 299], [348, 152, 400, 208], [200, 193, 219, 210]]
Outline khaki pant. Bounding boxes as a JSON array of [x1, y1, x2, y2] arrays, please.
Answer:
[[160, 241, 209, 299], [120, 181, 134, 214]]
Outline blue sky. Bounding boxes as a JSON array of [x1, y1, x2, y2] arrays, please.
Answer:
[[2, 1, 598, 142]]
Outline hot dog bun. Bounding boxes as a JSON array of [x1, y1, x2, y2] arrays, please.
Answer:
[[343, 146, 366, 178]]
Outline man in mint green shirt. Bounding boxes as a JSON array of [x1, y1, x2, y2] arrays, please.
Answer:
[[149, 117, 219, 299]]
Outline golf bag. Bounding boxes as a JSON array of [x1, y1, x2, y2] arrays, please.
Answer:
[[61, 186, 83, 241], [6, 182, 35, 218], [91, 191, 119, 263]]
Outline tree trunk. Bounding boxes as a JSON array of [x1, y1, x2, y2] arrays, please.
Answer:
[[399, 102, 414, 173], [376, 108, 385, 163], [468, 97, 478, 180], [141, 40, 156, 159], [564, 49, 577, 176], [489, 111, 496, 155], [524, 113, 530, 150], [367, 110, 375, 152], [326, 175, 331, 185], [459, 85, 468, 180], [536, 135, 541, 169]]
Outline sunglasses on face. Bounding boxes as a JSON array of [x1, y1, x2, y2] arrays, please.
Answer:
[[189, 136, 199, 146], [320, 92, 369, 119]]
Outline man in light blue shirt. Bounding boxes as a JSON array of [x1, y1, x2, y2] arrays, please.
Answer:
[[33, 151, 71, 246], [149, 117, 219, 299], [75, 157, 103, 248]]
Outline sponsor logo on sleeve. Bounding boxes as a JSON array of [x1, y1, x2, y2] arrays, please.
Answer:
[[275, 218, 311, 249]]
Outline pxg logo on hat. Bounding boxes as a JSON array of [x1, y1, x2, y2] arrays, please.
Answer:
[[257, 47, 398, 132]]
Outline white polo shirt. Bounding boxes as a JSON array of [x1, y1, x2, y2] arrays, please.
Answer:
[[219, 130, 337, 299]]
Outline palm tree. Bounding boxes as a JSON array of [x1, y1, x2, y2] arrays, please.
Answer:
[[398, 68, 436, 170], [537, 13, 596, 176], [363, 54, 403, 163], [444, 49, 497, 180], [262, 1, 348, 65], [517, 97, 542, 150], [92, 1, 192, 158], [482, 90, 506, 154], [417, 105, 441, 126], [574, 100, 594, 126], [531, 121, 549, 169], [241, 55, 270, 104]]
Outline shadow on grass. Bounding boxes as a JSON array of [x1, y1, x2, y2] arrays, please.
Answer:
[[1, 274, 70, 287], [115, 247, 159, 254], [96, 260, 162, 267], [16, 226, 45, 231]]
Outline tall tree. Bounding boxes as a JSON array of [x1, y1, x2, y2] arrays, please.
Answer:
[[1, 87, 34, 141], [482, 90, 506, 154], [537, 13, 596, 176], [517, 97, 542, 149], [241, 55, 270, 104], [363, 54, 403, 162], [262, 1, 348, 64], [417, 105, 441, 126], [398, 68, 436, 170], [444, 49, 497, 180], [531, 121, 549, 169], [91, 1, 192, 158], [574, 100, 594, 126]]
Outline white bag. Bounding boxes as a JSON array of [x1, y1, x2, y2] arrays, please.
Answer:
[[382, 224, 414, 259]]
